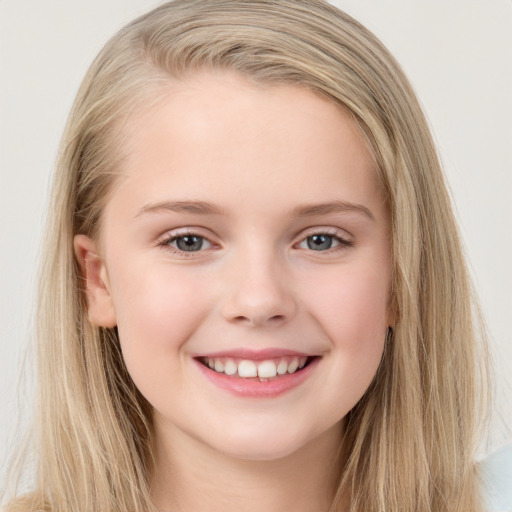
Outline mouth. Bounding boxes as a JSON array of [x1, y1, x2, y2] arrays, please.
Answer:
[[196, 355, 317, 382]]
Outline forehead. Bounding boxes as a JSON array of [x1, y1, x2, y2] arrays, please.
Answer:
[[107, 71, 384, 221]]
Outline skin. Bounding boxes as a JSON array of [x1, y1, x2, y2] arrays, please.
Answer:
[[75, 71, 393, 512]]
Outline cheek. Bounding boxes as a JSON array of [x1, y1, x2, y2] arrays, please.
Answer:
[[108, 263, 209, 381], [305, 263, 390, 342], [301, 263, 389, 397]]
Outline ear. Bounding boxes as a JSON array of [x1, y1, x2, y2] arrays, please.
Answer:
[[74, 234, 117, 328]]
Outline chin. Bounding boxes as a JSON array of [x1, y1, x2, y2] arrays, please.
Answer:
[[207, 424, 320, 462]]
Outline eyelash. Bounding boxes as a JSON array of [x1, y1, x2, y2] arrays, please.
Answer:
[[158, 228, 353, 257], [297, 228, 354, 252], [158, 229, 214, 257]]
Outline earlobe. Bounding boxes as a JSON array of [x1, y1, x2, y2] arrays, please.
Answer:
[[74, 234, 117, 328]]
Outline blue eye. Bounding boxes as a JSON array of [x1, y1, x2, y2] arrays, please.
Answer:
[[165, 234, 212, 252], [298, 232, 352, 251], [306, 234, 336, 251]]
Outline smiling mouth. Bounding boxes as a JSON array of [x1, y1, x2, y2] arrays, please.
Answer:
[[197, 356, 317, 381]]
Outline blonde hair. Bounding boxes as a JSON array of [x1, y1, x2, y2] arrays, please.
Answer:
[[3, 1, 489, 511]]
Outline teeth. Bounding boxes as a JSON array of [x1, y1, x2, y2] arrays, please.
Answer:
[[204, 356, 310, 378], [257, 360, 277, 378], [224, 359, 237, 376], [287, 357, 299, 373], [238, 360, 258, 378], [277, 360, 288, 375]]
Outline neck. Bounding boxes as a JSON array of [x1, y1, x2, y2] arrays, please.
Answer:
[[150, 421, 345, 512]]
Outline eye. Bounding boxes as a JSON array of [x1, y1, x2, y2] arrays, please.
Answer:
[[297, 231, 353, 252], [161, 232, 213, 253], [304, 234, 337, 251]]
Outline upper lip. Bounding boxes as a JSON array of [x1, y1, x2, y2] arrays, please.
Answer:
[[193, 348, 316, 360]]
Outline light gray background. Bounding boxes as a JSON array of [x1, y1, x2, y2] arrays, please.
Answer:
[[1, 0, 511, 478]]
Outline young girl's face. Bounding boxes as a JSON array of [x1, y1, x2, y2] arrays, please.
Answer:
[[76, 71, 392, 461]]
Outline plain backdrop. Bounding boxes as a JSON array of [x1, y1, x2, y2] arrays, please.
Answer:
[[1, 0, 511, 479]]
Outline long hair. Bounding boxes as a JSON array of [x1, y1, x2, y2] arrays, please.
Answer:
[[3, 1, 489, 511]]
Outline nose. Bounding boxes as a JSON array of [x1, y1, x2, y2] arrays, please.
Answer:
[[220, 251, 297, 328]]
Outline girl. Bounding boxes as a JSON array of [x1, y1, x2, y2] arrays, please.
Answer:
[[2, 1, 508, 511]]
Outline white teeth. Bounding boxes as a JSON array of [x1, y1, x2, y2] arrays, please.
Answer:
[[224, 359, 237, 376], [287, 357, 299, 373], [204, 356, 310, 378], [257, 360, 277, 378], [277, 360, 288, 375], [238, 360, 258, 378]]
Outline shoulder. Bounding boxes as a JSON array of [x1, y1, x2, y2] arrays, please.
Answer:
[[480, 442, 512, 512]]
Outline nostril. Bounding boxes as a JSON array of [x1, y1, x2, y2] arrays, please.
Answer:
[[235, 314, 287, 327], [269, 315, 287, 325], [221, 284, 297, 327]]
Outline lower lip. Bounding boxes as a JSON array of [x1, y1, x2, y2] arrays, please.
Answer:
[[194, 357, 320, 398]]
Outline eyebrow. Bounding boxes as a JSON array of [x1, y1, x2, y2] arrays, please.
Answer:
[[135, 199, 374, 220], [135, 200, 225, 218], [290, 200, 374, 220]]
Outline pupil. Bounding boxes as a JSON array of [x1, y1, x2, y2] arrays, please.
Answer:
[[308, 235, 332, 251], [177, 235, 203, 251]]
